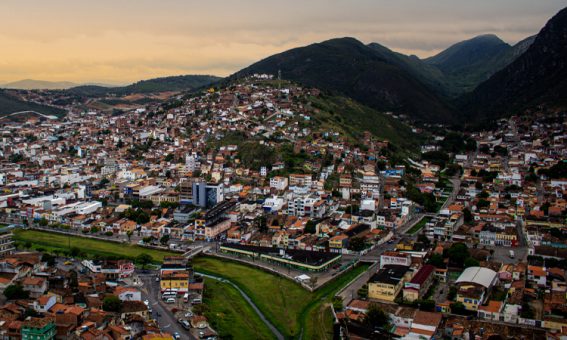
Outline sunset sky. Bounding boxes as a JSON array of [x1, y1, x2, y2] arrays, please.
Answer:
[[1, 0, 565, 84]]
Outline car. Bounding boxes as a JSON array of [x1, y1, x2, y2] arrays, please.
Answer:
[[184, 311, 193, 318], [64, 261, 72, 265], [165, 297, 176, 304], [179, 319, 191, 330], [173, 332, 181, 339], [155, 277, 160, 282], [143, 299, 149, 306]]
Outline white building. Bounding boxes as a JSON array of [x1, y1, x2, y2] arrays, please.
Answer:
[[269, 176, 288, 191]]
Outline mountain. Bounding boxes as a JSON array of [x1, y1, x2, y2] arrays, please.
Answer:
[[234, 37, 455, 123], [68, 75, 221, 96], [366, 42, 450, 97], [424, 34, 517, 94], [461, 7, 567, 123], [0, 91, 65, 117], [2, 79, 80, 90]]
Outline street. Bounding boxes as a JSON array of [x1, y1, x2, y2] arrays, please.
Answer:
[[138, 271, 195, 340]]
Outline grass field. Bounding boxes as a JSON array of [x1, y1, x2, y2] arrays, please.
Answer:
[[203, 279, 274, 340], [193, 256, 309, 338], [12, 229, 176, 262], [15, 229, 370, 339], [407, 217, 431, 235]]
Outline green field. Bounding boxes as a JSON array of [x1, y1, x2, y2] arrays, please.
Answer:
[[12, 229, 176, 262], [407, 217, 431, 235], [203, 279, 274, 340], [15, 229, 369, 339]]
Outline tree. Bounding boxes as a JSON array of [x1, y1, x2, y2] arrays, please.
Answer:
[[38, 217, 49, 227], [448, 243, 470, 268], [364, 303, 391, 329], [304, 220, 317, 234], [255, 216, 268, 233], [348, 237, 366, 251], [450, 302, 467, 315], [463, 208, 473, 223], [4, 284, 29, 300], [41, 253, 56, 267], [70, 247, 81, 257], [126, 230, 133, 242], [464, 257, 480, 268], [136, 253, 153, 270], [427, 253, 445, 268], [102, 295, 122, 312], [192, 303, 209, 315], [476, 199, 490, 209], [160, 234, 170, 245]]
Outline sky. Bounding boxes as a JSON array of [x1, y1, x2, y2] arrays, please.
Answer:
[[0, 0, 565, 84]]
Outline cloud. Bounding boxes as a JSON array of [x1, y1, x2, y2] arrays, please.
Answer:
[[0, 0, 564, 82]]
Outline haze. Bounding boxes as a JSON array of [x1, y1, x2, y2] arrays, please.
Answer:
[[1, 0, 565, 84]]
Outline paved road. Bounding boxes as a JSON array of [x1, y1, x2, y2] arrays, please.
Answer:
[[138, 272, 194, 339], [336, 261, 378, 303]]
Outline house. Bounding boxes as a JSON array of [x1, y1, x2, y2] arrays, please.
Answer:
[[190, 315, 209, 329], [114, 286, 142, 301], [407, 311, 442, 340], [368, 265, 410, 302], [403, 265, 435, 302], [527, 265, 547, 287], [21, 276, 47, 298], [455, 267, 498, 311], [119, 301, 148, 320], [21, 317, 56, 340], [31, 295, 57, 313]]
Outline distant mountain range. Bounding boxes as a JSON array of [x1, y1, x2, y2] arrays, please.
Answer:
[[0, 75, 220, 118], [1, 79, 115, 90], [234, 7, 567, 124], [2, 7, 566, 126], [68, 75, 221, 96]]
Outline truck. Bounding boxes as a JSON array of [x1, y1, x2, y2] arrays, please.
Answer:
[[509, 250, 515, 259]]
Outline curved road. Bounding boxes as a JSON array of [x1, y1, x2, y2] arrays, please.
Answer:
[[197, 272, 284, 340]]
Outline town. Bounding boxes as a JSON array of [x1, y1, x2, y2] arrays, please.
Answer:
[[0, 74, 566, 340]]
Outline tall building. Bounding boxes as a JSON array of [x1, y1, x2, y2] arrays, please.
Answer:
[[179, 179, 194, 204], [0, 228, 15, 257], [192, 182, 224, 208]]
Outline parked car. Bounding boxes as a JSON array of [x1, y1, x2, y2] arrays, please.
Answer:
[[180, 319, 191, 330], [173, 332, 181, 339], [165, 298, 176, 304]]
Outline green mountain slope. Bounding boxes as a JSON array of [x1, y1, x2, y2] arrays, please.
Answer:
[[423, 34, 533, 94], [309, 93, 421, 152], [234, 37, 455, 123], [460, 7, 567, 123], [0, 91, 65, 117]]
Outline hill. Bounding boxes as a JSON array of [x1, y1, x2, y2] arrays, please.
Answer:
[[233, 37, 455, 123], [2, 79, 80, 90], [0, 91, 65, 118], [308, 92, 421, 152], [461, 7, 567, 123], [69, 75, 221, 96]]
